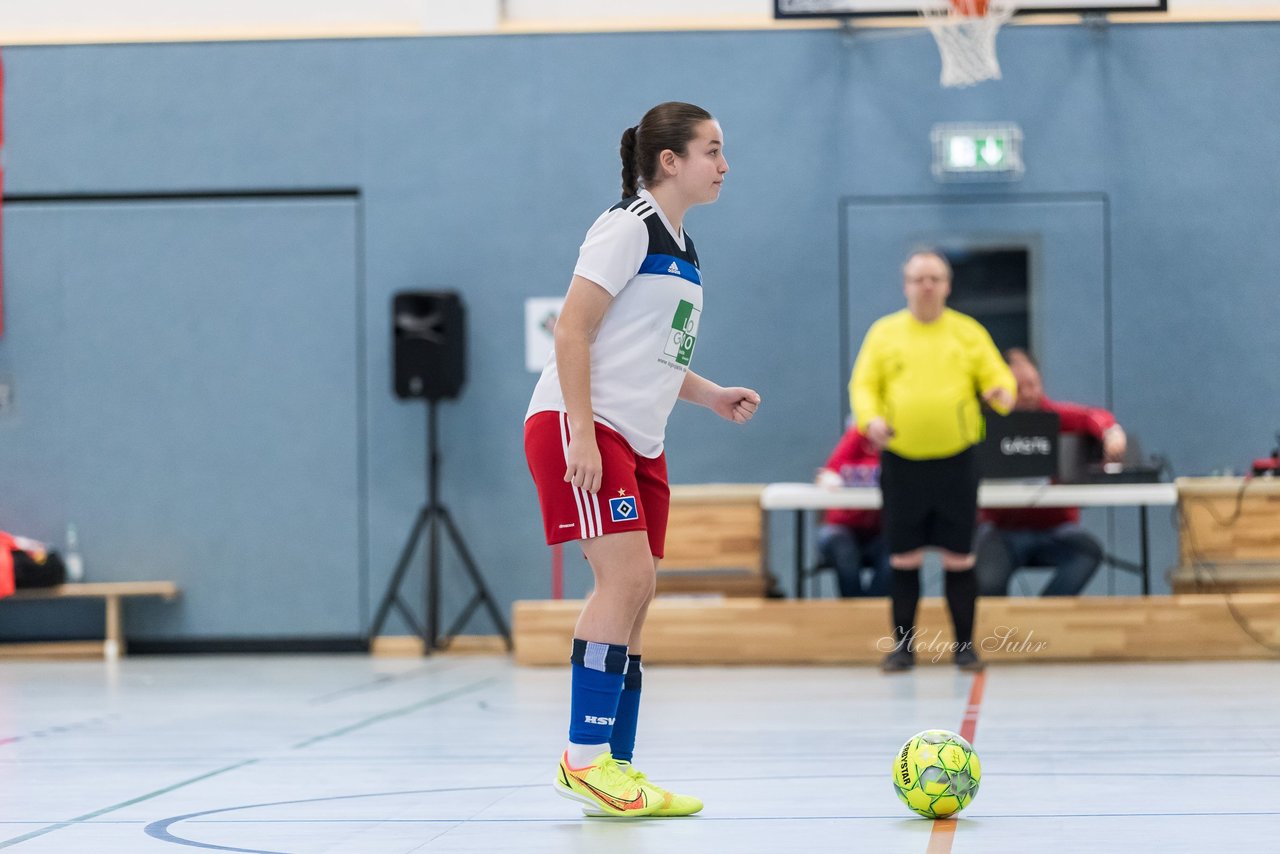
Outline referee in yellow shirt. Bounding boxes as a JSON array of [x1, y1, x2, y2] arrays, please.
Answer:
[[851, 250, 1015, 673]]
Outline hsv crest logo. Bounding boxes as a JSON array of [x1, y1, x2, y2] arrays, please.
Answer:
[[609, 496, 638, 523]]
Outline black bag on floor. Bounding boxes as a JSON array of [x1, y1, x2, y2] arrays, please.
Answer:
[[13, 550, 67, 588]]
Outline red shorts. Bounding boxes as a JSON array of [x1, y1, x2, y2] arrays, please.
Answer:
[[524, 411, 670, 557]]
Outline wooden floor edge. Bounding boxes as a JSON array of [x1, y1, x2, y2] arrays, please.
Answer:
[[513, 594, 1280, 665], [513, 653, 1280, 666], [371, 635, 510, 656], [515, 592, 1280, 607], [0, 641, 107, 659]]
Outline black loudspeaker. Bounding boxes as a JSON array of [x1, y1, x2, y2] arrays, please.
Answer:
[[375, 289, 511, 653], [393, 291, 465, 401]]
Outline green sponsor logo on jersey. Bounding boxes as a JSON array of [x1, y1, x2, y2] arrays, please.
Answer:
[[664, 300, 700, 366]]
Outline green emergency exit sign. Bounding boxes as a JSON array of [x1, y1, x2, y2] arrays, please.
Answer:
[[931, 123, 1024, 181]]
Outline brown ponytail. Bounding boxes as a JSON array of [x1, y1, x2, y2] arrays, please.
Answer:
[[620, 126, 639, 198], [619, 102, 713, 199]]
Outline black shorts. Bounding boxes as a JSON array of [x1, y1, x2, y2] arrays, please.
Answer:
[[879, 447, 979, 556]]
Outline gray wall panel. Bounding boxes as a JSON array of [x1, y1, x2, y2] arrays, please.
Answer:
[[0, 24, 1275, 637]]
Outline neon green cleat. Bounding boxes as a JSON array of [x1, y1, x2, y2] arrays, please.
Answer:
[[554, 751, 663, 817], [585, 761, 703, 817]]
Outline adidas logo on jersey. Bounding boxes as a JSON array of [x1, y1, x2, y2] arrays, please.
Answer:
[[667, 261, 680, 274], [584, 715, 616, 726]]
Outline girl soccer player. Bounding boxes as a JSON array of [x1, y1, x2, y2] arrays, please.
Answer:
[[525, 102, 760, 817]]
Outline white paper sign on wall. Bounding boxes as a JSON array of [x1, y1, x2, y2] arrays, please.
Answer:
[[524, 297, 564, 372]]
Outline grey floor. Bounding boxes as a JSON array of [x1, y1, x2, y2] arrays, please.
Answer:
[[1, 654, 1277, 853]]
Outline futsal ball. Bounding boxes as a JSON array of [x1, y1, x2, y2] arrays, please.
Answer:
[[892, 729, 981, 819]]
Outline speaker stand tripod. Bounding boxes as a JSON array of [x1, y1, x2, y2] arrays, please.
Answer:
[[369, 400, 512, 653]]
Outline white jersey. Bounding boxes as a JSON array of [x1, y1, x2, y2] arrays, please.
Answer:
[[526, 189, 703, 458]]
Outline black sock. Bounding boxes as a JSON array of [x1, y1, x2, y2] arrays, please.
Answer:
[[945, 569, 978, 650], [891, 568, 921, 652]]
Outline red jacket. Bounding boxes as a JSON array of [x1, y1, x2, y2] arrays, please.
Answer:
[[821, 428, 882, 532], [982, 397, 1117, 530], [0, 532, 15, 599]]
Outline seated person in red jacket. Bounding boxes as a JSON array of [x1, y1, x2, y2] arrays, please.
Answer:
[[814, 426, 892, 597], [975, 349, 1127, 596]]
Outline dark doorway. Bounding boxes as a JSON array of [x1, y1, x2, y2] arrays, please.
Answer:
[[943, 246, 1030, 354]]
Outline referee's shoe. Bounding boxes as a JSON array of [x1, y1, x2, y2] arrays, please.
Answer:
[[880, 647, 915, 673]]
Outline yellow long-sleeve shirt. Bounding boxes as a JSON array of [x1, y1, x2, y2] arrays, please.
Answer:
[[850, 309, 1015, 460]]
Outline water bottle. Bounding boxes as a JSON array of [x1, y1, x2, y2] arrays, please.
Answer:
[[64, 523, 85, 582]]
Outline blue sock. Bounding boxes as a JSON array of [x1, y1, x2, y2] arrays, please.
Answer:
[[567, 638, 629, 755], [611, 654, 643, 763]]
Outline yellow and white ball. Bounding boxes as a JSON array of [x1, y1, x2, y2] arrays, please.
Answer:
[[892, 729, 981, 819]]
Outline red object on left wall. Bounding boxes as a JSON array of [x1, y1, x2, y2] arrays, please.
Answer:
[[0, 533, 15, 599], [1, 49, 6, 337]]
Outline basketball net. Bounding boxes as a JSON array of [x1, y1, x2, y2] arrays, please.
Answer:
[[921, 0, 1015, 88]]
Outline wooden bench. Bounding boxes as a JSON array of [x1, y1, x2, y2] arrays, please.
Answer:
[[2, 581, 180, 659], [514, 593, 1280, 665], [1174, 477, 1280, 593], [1170, 563, 1280, 594], [660, 484, 769, 597]]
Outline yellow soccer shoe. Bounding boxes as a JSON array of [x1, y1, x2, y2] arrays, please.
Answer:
[[606, 761, 703, 817], [554, 751, 662, 817]]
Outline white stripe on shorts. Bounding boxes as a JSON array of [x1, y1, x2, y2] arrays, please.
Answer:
[[558, 412, 607, 539], [558, 413, 590, 539], [581, 485, 597, 538]]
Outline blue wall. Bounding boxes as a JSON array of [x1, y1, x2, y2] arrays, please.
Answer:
[[0, 23, 1275, 639]]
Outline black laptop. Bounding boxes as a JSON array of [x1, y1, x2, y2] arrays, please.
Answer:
[[1059, 431, 1163, 484], [978, 411, 1061, 480]]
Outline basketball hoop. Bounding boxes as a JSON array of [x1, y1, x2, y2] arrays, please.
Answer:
[[921, 0, 1015, 88]]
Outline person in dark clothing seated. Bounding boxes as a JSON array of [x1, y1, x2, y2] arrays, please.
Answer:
[[814, 425, 892, 597], [975, 349, 1127, 597]]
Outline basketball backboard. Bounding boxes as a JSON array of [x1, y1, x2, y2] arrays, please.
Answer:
[[775, 0, 1165, 16]]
